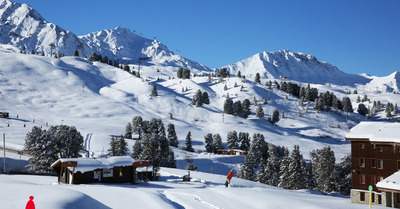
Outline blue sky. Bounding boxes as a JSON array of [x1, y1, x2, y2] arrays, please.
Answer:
[[14, 0, 400, 76]]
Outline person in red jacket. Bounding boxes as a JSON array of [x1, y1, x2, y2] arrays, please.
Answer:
[[25, 196, 35, 209]]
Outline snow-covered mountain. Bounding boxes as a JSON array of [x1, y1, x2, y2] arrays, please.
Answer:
[[364, 71, 400, 93], [0, 0, 209, 71], [224, 50, 371, 85]]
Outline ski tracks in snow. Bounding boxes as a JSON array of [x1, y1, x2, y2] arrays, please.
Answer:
[[160, 191, 222, 209], [84, 133, 93, 157]]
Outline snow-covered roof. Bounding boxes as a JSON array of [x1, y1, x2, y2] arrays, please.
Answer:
[[377, 171, 400, 191], [345, 122, 400, 143], [51, 156, 137, 173]]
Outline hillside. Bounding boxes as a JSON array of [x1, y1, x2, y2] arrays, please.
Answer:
[[2, 45, 400, 166]]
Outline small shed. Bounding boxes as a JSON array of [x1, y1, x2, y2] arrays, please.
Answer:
[[216, 149, 246, 156], [0, 112, 9, 118], [50, 156, 150, 184]]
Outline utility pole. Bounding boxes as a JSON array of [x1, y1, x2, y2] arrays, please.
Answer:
[[3, 133, 5, 174]]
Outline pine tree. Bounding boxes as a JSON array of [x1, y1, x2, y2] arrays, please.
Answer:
[[237, 71, 241, 78], [256, 106, 264, 119], [192, 89, 203, 107], [286, 145, 307, 190], [310, 147, 336, 194], [242, 99, 251, 118], [357, 103, 369, 117], [49, 125, 83, 158], [223, 96, 234, 114], [177, 67, 183, 78], [263, 144, 280, 186], [226, 131, 238, 149], [108, 137, 118, 156], [342, 97, 353, 121], [270, 110, 280, 124], [24, 127, 57, 173], [238, 148, 257, 181], [167, 123, 179, 147], [204, 133, 213, 153], [132, 116, 143, 140], [185, 131, 194, 152], [131, 140, 142, 159], [73, 49, 79, 57], [255, 73, 261, 83], [233, 101, 243, 117], [117, 136, 128, 156], [202, 92, 210, 105], [278, 148, 291, 189], [333, 154, 352, 195], [150, 85, 158, 97], [239, 132, 250, 152], [212, 133, 224, 153], [125, 122, 133, 139], [224, 84, 228, 91]]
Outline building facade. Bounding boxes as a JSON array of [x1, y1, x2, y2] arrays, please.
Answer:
[[346, 122, 400, 208]]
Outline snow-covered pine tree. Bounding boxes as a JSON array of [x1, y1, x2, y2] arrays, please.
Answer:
[[24, 127, 57, 174], [192, 89, 203, 106], [116, 135, 128, 156], [256, 106, 264, 119], [185, 132, 194, 152], [108, 137, 117, 156], [132, 116, 143, 140], [286, 145, 307, 190], [167, 123, 179, 147], [333, 154, 352, 196], [239, 132, 250, 152], [131, 140, 142, 159], [49, 125, 83, 158], [257, 156, 268, 184], [263, 144, 280, 186], [212, 133, 224, 153], [204, 133, 213, 153], [278, 148, 291, 189], [310, 146, 336, 194], [226, 131, 238, 149], [125, 122, 133, 139], [238, 148, 257, 181]]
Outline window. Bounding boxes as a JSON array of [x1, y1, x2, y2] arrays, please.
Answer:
[[360, 174, 366, 184], [397, 193, 400, 203], [371, 159, 376, 168], [360, 192, 366, 201], [398, 161, 400, 170], [119, 167, 123, 176], [378, 160, 383, 169], [371, 175, 377, 185], [379, 146, 383, 152], [360, 158, 365, 167], [361, 143, 365, 149], [378, 194, 382, 204]]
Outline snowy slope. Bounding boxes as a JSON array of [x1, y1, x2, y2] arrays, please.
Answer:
[[364, 71, 400, 93], [0, 168, 385, 209], [0, 0, 209, 72], [0, 46, 379, 164], [224, 50, 371, 85]]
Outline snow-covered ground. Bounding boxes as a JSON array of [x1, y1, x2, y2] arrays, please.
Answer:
[[0, 167, 386, 209]]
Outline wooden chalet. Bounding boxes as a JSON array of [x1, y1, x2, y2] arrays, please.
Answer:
[[346, 122, 400, 208], [50, 156, 151, 185]]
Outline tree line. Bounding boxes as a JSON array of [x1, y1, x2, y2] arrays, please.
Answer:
[[237, 133, 351, 195]]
